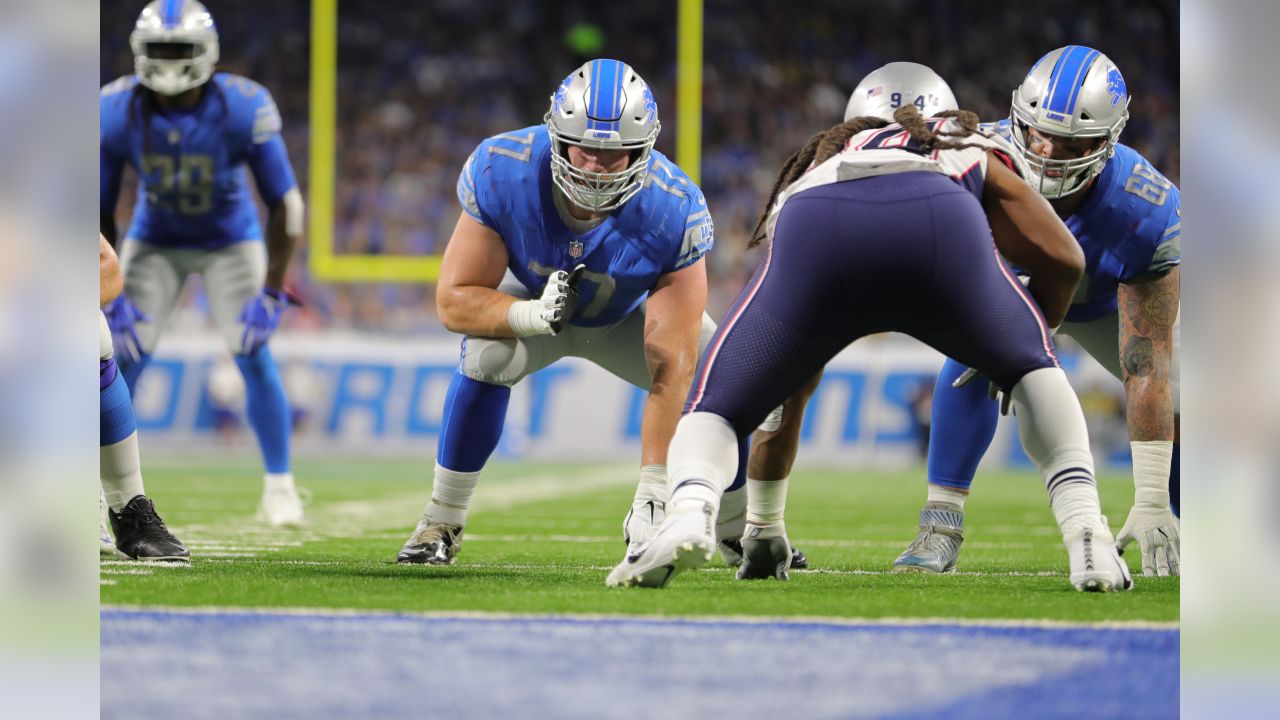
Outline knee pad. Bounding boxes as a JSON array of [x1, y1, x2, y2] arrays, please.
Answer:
[[460, 336, 526, 387]]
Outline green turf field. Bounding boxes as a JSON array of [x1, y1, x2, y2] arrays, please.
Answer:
[[100, 456, 1178, 623]]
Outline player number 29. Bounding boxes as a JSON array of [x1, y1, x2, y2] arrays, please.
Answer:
[[1123, 162, 1171, 206]]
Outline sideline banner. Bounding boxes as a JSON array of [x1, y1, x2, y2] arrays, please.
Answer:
[[131, 333, 1129, 467]]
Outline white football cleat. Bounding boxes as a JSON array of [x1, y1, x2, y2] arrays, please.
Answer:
[[1064, 519, 1133, 592], [100, 488, 125, 559], [257, 485, 306, 527], [606, 502, 715, 588]]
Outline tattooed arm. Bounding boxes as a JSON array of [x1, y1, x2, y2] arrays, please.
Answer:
[[1118, 266, 1179, 442], [1114, 266, 1180, 576]]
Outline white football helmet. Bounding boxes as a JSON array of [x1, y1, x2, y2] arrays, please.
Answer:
[[545, 59, 660, 213], [1010, 46, 1130, 198], [844, 62, 958, 122], [130, 0, 219, 96]]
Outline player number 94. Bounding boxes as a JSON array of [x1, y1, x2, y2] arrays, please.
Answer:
[[889, 92, 927, 111], [1123, 162, 1171, 206]]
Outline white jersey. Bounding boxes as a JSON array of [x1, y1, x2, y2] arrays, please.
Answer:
[[766, 118, 1026, 240]]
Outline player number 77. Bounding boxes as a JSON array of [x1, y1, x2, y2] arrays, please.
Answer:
[[528, 261, 616, 321]]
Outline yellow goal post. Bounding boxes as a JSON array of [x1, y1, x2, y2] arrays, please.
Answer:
[[308, 0, 703, 283]]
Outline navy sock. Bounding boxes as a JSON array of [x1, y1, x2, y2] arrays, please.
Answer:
[[436, 370, 511, 473], [234, 346, 292, 474]]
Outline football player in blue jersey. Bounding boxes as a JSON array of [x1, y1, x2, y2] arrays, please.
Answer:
[[396, 59, 806, 570], [100, 1, 307, 526], [101, 234, 189, 561], [894, 47, 1181, 578]]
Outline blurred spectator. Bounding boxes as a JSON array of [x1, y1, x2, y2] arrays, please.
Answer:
[[1078, 380, 1128, 462], [100, 0, 1177, 329]]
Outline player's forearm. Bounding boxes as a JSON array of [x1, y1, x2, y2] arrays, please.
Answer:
[[100, 251, 123, 307], [1123, 373, 1174, 442], [1026, 273, 1078, 329], [1118, 269, 1178, 443], [640, 377, 693, 466], [264, 204, 298, 291], [101, 209, 119, 249], [639, 348, 697, 466], [436, 285, 525, 337]]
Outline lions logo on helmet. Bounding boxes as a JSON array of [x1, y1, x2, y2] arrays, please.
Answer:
[[1010, 46, 1131, 198], [844, 62, 958, 122], [544, 59, 661, 213], [130, 0, 219, 96]]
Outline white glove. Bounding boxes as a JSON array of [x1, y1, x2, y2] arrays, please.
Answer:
[[507, 265, 584, 336], [1115, 440, 1180, 576], [623, 465, 666, 551]]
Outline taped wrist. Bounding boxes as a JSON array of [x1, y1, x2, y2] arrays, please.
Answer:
[[507, 299, 551, 337], [1130, 440, 1173, 507]]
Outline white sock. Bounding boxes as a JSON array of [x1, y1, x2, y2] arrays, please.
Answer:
[[101, 432, 146, 511], [424, 463, 480, 527], [635, 465, 666, 504], [926, 483, 968, 510], [746, 477, 788, 525], [720, 485, 747, 521], [1009, 368, 1102, 532], [667, 413, 738, 515], [265, 472, 295, 493]]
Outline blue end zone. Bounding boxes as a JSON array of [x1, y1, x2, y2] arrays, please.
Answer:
[[101, 609, 1178, 720]]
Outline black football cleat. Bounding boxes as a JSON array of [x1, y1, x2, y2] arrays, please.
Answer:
[[108, 496, 190, 562]]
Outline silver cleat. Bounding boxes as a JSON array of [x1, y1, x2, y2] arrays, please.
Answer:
[[893, 502, 965, 574]]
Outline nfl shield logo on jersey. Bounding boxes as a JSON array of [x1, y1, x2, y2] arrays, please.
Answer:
[[569, 240, 584, 258]]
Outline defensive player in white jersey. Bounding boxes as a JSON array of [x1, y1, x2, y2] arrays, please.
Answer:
[[396, 59, 807, 571], [743, 63, 963, 557], [609, 71, 1132, 592], [894, 47, 1181, 578], [100, 1, 307, 526], [101, 234, 188, 561]]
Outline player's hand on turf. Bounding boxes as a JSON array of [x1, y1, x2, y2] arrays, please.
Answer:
[[1115, 503, 1180, 577], [104, 295, 151, 363], [239, 287, 290, 355]]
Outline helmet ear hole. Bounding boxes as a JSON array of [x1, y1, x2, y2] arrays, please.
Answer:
[[1080, 111, 1092, 120], [1029, 99, 1038, 108]]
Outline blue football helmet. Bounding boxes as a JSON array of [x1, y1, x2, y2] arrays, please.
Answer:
[[545, 59, 661, 213]]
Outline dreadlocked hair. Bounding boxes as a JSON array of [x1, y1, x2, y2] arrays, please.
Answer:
[[748, 106, 986, 248], [893, 105, 984, 151], [749, 115, 888, 247]]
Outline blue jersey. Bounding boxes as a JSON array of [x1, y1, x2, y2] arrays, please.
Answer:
[[987, 120, 1181, 322], [100, 73, 298, 250], [457, 126, 713, 327]]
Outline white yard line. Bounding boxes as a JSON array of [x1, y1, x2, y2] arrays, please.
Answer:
[[103, 467, 635, 572]]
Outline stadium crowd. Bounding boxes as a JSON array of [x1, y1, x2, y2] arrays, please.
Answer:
[[101, 0, 1178, 330]]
